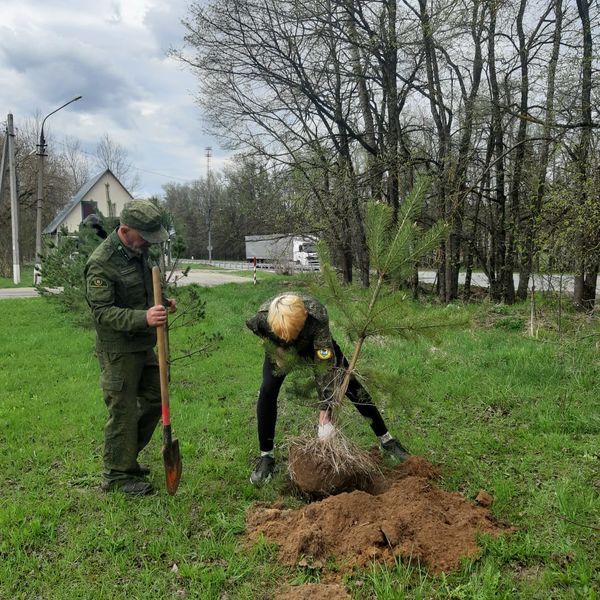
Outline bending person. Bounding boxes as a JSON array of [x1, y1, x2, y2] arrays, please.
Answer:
[[246, 293, 409, 485]]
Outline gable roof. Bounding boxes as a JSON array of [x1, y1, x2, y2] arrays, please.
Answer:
[[43, 169, 131, 234]]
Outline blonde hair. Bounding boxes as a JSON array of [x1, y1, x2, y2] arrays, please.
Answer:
[[267, 294, 307, 342]]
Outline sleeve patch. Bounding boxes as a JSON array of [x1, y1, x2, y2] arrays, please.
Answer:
[[90, 277, 108, 288], [316, 348, 333, 360]]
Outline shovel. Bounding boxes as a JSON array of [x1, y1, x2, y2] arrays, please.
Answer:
[[152, 266, 182, 495]]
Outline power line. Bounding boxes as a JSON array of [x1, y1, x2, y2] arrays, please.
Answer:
[[134, 166, 193, 183]]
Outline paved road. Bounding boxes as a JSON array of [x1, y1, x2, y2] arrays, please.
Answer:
[[0, 287, 41, 299], [187, 260, 590, 294], [417, 270, 590, 295], [1, 267, 591, 299], [172, 270, 252, 287], [188, 263, 589, 295], [0, 270, 253, 300]]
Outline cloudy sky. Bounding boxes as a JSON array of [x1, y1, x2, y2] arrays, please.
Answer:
[[0, 0, 228, 197]]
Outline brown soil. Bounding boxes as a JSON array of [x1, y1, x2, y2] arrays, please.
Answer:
[[247, 455, 510, 574], [274, 583, 351, 600], [287, 441, 377, 497]]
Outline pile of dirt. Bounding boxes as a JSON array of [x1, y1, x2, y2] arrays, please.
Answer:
[[274, 583, 351, 600], [247, 456, 510, 574]]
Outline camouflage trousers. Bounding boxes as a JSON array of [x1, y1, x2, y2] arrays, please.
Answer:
[[97, 348, 161, 482]]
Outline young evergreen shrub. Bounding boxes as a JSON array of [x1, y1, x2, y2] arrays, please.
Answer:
[[37, 225, 103, 326]]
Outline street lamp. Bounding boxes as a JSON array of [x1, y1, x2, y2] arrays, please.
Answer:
[[205, 147, 212, 263], [34, 95, 82, 285]]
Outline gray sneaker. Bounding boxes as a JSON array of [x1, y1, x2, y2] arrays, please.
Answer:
[[381, 439, 410, 462], [250, 455, 275, 485]]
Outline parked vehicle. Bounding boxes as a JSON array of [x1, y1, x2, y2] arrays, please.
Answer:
[[244, 234, 319, 270]]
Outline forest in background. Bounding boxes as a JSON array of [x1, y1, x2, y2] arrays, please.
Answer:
[[174, 0, 600, 308]]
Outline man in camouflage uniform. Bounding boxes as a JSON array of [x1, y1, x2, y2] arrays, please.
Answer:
[[246, 292, 409, 485], [85, 200, 176, 496]]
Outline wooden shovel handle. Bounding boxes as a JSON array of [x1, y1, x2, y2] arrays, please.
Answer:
[[152, 266, 171, 427]]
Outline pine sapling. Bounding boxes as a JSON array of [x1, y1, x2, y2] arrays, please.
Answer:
[[288, 177, 447, 494]]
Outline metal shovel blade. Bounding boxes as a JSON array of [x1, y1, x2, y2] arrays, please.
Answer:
[[162, 435, 182, 496]]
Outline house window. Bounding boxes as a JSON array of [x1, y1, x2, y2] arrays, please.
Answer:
[[81, 201, 97, 220]]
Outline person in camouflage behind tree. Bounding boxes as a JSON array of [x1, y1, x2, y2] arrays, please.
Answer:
[[85, 200, 176, 496], [246, 293, 409, 485]]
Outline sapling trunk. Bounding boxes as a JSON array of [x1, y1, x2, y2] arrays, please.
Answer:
[[333, 274, 384, 407], [289, 274, 392, 495]]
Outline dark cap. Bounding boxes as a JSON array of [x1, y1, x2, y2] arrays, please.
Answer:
[[120, 200, 168, 244]]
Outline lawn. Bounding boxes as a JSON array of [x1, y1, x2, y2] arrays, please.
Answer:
[[0, 276, 598, 599], [0, 265, 34, 288]]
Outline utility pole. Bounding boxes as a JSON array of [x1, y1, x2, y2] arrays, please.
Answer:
[[0, 128, 7, 208], [7, 114, 20, 284], [35, 124, 45, 285], [206, 147, 213, 263]]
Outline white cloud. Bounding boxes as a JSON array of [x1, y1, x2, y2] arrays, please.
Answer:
[[0, 0, 228, 197]]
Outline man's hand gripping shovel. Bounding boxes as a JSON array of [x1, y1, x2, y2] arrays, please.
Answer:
[[152, 266, 182, 495]]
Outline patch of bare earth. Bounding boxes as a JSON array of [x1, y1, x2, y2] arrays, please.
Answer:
[[247, 455, 510, 575], [274, 583, 351, 600]]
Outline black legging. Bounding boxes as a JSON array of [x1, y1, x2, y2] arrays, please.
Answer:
[[256, 339, 388, 452]]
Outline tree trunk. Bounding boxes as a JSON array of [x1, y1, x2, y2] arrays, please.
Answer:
[[517, 0, 562, 300], [417, 0, 453, 302], [488, 3, 507, 302], [449, 0, 486, 302], [573, 0, 594, 310], [384, 0, 400, 216], [503, 0, 530, 304]]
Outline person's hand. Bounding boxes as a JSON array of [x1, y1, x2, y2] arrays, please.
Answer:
[[318, 409, 334, 439], [318, 422, 335, 439], [146, 305, 168, 327], [167, 298, 177, 313]]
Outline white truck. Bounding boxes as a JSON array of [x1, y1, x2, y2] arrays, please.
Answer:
[[244, 234, 320, 270]]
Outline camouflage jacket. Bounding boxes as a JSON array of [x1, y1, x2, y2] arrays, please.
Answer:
[[246, 292, 338, 405], [84, 230, 166, 352]]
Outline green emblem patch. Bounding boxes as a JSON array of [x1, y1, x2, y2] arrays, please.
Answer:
[[90, 277, 108, 288], [316, 348, 333, 361]]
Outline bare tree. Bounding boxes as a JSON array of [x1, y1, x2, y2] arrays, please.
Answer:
[[95, 133, 140, 194], [61, 136, 91, 194], [517, 0, 563, 300]]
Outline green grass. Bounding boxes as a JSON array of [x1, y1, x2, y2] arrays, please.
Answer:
[[0, 265, 34, 288], [1, 279, 599, 599]]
